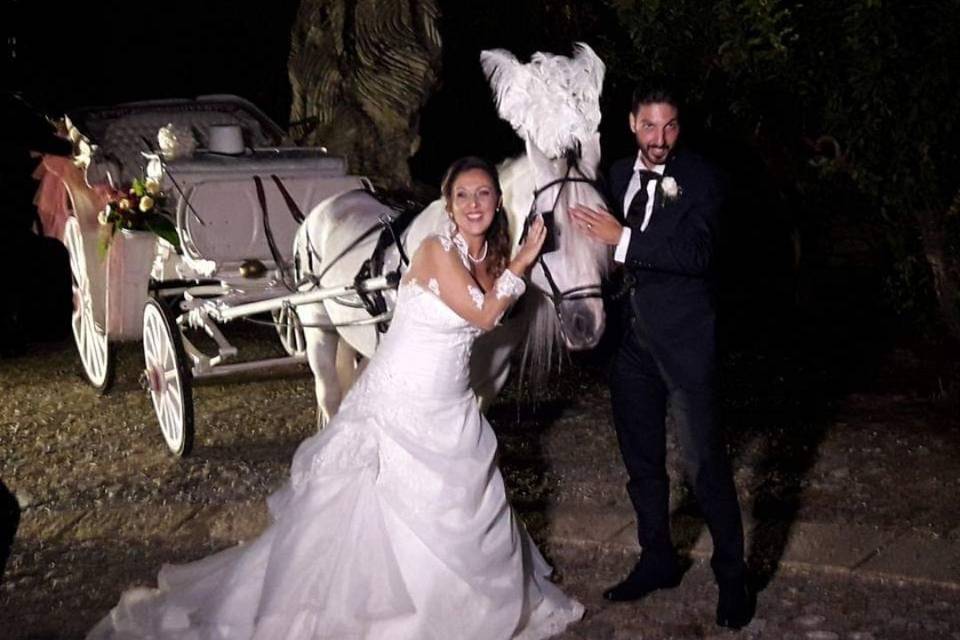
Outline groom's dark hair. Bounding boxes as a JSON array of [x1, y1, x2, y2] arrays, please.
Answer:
[[631, 79, 683, 116]]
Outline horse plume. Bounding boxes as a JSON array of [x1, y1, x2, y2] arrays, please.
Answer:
[[480, 43, 605, 159]]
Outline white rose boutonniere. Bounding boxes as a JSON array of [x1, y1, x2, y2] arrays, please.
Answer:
[[660, 176, 681, 202]]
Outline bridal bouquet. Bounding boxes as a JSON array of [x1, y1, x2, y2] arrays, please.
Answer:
[[98, 177, 180, 254]]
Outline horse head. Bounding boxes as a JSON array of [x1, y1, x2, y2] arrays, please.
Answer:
[[482, 43, 609, 361], [521, 135, 608, 351]]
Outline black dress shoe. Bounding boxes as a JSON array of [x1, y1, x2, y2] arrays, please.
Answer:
[[602, 561, 682, 602], [716, 577, 756, 629]]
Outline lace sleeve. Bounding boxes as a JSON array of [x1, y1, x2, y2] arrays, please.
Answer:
[[494, 269, 526, 300], [404, 236, 526, 331]]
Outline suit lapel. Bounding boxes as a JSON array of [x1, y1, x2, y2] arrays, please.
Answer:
[[611, 161, 634, 219], [642, 151, 685, 234], [655, 150, 685, 216]]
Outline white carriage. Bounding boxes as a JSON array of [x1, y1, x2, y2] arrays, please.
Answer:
[[50, 95, 384, 455]]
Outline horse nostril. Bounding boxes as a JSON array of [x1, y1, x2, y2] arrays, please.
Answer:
[[572, 312, 589, 338]]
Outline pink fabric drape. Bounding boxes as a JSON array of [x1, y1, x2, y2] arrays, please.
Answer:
[[33, 155, 112, 240]]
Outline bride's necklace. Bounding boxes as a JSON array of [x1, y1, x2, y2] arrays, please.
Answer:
[[467, 241, 488, 264]]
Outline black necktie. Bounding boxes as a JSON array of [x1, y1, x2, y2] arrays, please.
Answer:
[[625, 170, 661, 229]]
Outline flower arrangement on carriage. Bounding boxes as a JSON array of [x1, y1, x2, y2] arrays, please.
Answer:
[[97, 177, 180, 254]]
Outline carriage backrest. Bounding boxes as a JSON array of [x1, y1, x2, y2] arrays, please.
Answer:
[[67, 95, 285, 185]]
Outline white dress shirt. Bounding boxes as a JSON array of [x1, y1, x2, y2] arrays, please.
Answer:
[[614, 155, 666, 263]]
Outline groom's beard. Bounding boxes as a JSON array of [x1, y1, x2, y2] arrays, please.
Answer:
[[640, 143, 672, 166]]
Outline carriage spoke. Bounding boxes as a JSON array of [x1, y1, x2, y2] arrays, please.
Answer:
[[164, 386, 182, 417], [88, 329, 101, 374], [167, 412, 180, 443], [73, 300, 84, 336], [144, 328, 159, 366], [145, 320, 161, 365], [81, 310, 93, 356], [162, 393, 180, 442], [87, 313, 105, 378], [273, 306, 305, 357], [151, 316, 164, 358], [167, 342, 178, 372], [156, 392, 169, 431]]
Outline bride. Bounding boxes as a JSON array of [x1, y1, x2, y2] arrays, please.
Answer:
[[88, 156, 585, 640]]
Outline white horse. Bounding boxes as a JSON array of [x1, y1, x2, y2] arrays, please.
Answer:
[[294, 43, 610, 426]]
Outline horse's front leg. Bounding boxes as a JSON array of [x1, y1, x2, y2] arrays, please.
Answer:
[[335, 338, 367, 396], [300, 302, 341, 430]]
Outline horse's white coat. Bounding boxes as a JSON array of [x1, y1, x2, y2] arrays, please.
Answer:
[[294, 43, 610, 427]]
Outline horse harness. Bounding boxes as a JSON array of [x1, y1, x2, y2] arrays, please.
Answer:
[[275, 153, 607, 339], [350, 194, 420, 332], [293, 188, 421, 333], [518, 154, 605, 338], [253, 175, 305, 292]]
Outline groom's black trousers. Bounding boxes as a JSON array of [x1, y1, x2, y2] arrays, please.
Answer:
[[610, 322, 745, 583]]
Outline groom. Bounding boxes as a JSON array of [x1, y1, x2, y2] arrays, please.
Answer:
[[570, 81, 754, 629]]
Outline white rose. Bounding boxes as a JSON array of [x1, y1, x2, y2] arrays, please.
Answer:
[[139, 195, 155, 212], [145, 178, 161, 196], [661, 176, 679, 199]]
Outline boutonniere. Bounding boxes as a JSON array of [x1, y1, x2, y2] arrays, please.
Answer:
[[660, 176, 681, 203]]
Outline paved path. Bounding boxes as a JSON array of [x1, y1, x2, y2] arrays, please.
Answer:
[[3, 334, 960, 638], [17, 501, 960, 591]]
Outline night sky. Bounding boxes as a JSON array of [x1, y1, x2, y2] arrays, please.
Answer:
[[1, 0, 796, 348], [4, 1, 640, 187], [7, 1, 295, 120]]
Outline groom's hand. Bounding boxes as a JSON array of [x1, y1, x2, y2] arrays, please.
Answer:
[[570, 205, 623, 246]]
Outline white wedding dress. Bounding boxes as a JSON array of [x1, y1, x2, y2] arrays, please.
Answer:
[[88, 233, 584, 640]]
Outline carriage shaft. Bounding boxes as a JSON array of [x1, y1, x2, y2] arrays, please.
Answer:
[[191, 355, 306, 380], [213, 275, 395, 322]]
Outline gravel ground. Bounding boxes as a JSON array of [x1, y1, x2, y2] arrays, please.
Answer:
[[1, 318, 959, 639]]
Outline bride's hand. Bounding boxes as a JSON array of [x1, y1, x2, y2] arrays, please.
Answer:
[[510, 215, 547, 274]]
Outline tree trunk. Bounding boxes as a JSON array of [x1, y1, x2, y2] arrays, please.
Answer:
[[288, 0, 442, 190], [917, 195, 960, 341]]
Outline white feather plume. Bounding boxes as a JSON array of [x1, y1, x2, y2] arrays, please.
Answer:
[[480, 42, 605, 159]]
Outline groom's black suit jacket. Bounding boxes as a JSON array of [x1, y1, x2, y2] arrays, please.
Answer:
[[607, 148, 722, 389]]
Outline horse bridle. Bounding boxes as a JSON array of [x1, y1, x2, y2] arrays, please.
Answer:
[[519, 153, 605, 337]]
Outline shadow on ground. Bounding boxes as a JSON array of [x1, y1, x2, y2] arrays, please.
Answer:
[[0, 480, 20, 582]]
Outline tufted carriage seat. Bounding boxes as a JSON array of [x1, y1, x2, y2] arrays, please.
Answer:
[[66, 95, 286, 186]]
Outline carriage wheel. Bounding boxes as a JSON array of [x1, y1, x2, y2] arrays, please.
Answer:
[[272, 305, 306, 357], [142, 298, 194, 457], [63, 216, 115, 393]]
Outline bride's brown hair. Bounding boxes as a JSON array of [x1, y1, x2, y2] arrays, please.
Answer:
[[441, 156, 511, 279]]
